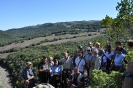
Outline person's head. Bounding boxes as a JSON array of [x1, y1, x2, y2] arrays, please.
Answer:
[[87, 47, 91, 54], [73, 51, 77, 58], [54, 59, 59, 66], [96, 42, 100, 48], [42, 56, 47, 63], [116, 46, 123, 54], [98, 49, 103, 56], [26, 62, 32, 69], [64, 52, 68, 59], [78, 52, 83, 58], [127, 40, 133, 50], [78, 45, 83, 51], [88, 42, 93, 48], [92, 49, 99, 56], [105, 44, 111, 53], [48, 56, 53, 63], [74, 67, 80, 74], [115, 41, 121, 47]]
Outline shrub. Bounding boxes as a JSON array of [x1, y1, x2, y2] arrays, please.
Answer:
[[125, 49, 133, 62], [90, 70, 124, 88]]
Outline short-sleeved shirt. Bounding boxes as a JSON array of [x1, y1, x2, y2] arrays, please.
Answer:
[[75, 58, 85, 72], [114, 53, 125, 66]]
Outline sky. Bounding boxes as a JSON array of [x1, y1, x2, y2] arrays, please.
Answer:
[[0, 0, 120, 31]]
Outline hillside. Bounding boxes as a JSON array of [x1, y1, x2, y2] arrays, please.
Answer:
[[0, 30, 17, 46], [5, 21, 102, 39], [0, 20, 104, 46]]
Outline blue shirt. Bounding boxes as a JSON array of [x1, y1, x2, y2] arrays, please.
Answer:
[[114, 53, 125, 66], [100, 55, 107, 71], [52, 65, 62, 76]]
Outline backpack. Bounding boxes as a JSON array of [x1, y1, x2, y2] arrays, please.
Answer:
[[100, 54, 111, 70]]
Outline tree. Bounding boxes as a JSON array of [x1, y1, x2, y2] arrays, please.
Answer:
[[116, 0, 133, 34], [102, 0, 133, 43]]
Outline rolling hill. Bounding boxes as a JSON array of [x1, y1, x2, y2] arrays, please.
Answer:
[[0, 20, 104, 46]]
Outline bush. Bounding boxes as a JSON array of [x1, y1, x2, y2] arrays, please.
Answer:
[[90, 70, 124, 88], [125, 49, 133, 62]]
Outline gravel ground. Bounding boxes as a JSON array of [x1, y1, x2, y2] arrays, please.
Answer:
[[0, 66, 12, 88]]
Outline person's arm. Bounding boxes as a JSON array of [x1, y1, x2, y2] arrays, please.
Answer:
[[122, 62, 133, 88], [28, 75, 34, 81]]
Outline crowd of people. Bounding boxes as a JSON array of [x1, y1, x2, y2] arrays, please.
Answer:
[[21, 40, 133, 88]]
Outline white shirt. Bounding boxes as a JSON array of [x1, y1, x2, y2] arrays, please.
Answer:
[[75, 57, 85, 72]]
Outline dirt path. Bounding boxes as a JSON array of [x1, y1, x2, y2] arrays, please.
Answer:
[[0, 65, 12, 88]]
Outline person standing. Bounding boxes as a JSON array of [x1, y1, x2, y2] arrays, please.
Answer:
[[48, 56, 54, 84], [38, 56, 49, 83], [75, 52, 86, 74], [89, 49, 101, 78], [110, 46, 125, 72], [52, 59, 62, 88], [60, 52, 73, 88]]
